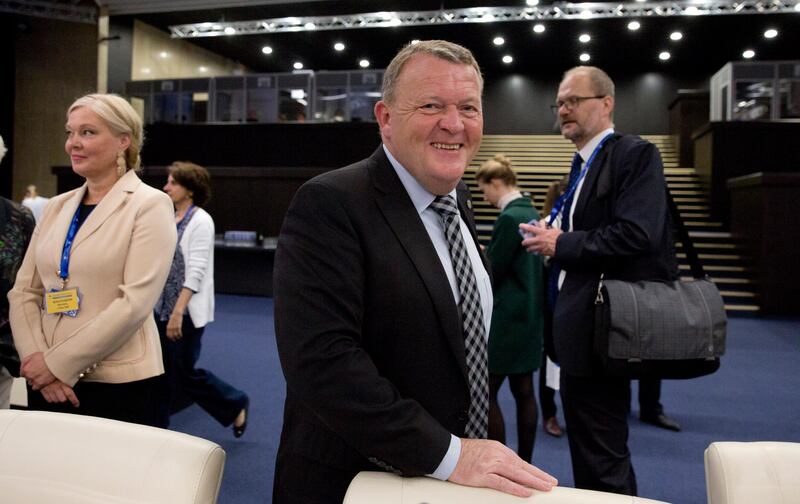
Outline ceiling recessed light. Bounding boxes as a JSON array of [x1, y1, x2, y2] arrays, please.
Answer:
[[670, 31, 683, 41], [533, 23, 545, 34], [502, 55, 513, 64], [158, 51, 169, 59], [493, 36, 505, 46], [261, 45, 273, 55], [198, 66, 208, 73], [685, 6, 700, 15], [764, 28, 778, 39], [627, 21, 641, 31], [334, 42, 345, 51], [659, 51, 671, 61], [579, 34, 591, 43], [526, 0, 540, 6], [223, 26, 236, 35], [742, 49, 755, 59], [304, 22, 316, 30], [579, 53, 591, 62], [359, 59, 370, 68], [293, 62, 304, 70]]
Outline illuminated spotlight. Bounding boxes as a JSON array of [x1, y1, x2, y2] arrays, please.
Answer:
[[579, 34, 591, 43], [502, 55, 513, 64], [389, 18, 402, 27], [293, 61, 304, 70], [796, 2, 800, 11], [410, 39, 420, 45], [764, 28, 778, 39], [742, 49, 755, 59], [685, 6, 701, 15], [359, 59, 370, 68], [659, 51, 671, 61], [158, 51, 169, 58], [533, 23, 545, 33], [304, 22, 316, 30], [198, 66, 208, 73], [636, 0, 646, 2], [628, 21, 641, 31], [579, 53, 591, 62], [224, 26, 236, 35], [670, 31, 683, 41], [580, 10, 592, 19], [526, 0, 540, 6], [262, 45, 273, 55], [141, 68, 151, 74], [334, 42, 345, 51], [493, 36, 505, 46]]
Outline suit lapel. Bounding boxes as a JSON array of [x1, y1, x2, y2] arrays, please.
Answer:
[[369, 149, 469, 382], [71, 170, 141, 252], [572, 137, 615, 228]]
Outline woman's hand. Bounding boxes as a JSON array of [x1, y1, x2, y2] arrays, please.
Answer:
[[21, 352, 57, 390], [166, 311, 184, 341], [40, 380, 80, 407]]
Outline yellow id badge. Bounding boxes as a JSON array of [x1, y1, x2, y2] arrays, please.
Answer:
[[45, 288, 80, 316]]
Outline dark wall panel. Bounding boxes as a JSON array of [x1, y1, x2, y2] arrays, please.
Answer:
[[0, 16, 16, 197]]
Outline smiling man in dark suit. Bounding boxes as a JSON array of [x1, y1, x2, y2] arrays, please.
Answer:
[[520, 66, 679, 495], [272, 40, 557, 503]]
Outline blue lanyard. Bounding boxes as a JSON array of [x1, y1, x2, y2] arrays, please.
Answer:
[[59, 207, 83, 287], [547, 132, 615, 227]]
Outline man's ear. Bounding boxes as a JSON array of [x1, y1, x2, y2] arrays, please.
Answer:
[[374, 100, 391, 139]]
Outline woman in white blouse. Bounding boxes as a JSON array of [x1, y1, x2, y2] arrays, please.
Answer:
[[156, 161, 249, 436]]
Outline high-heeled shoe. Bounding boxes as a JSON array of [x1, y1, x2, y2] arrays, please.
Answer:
[[233, 400, 249, 438]]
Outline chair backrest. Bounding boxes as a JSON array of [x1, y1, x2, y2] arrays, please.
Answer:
[[0, 410, 225, 504], [705, 441, 800, 504], [343, 471, 670, 504]]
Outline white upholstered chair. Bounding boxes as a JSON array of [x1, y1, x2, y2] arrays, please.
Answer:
[[705, 441, 800, 504], [344, 471, 669, 504], [0, 409, 225, 504]]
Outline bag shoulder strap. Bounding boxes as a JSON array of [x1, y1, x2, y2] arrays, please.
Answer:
[[666, 187, 705, 279]]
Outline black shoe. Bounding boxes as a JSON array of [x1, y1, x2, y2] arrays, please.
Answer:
[[641, 412, 681, 432], [233, 400, 249, 438]]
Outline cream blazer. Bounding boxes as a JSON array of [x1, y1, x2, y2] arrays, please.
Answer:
[[9, 170, 177, 386]]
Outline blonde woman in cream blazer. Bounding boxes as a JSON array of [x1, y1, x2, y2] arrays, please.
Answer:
[[9, 94, 176, 426]]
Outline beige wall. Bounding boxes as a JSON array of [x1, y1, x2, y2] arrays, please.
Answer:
[[12, 17, 97, 200], [131, 20, 246, 80]]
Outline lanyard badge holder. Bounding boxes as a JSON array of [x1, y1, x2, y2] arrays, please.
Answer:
[[45, 209, 82, 317]]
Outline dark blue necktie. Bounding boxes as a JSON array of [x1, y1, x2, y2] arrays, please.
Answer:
[[547, 152, 583, 307]]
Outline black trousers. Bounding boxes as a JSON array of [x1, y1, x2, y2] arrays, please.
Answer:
[[560, 373, 637, 496], [26, 374, 165, 427]]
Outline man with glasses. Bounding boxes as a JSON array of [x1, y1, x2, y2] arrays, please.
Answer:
[[520, 66, 679, 495]]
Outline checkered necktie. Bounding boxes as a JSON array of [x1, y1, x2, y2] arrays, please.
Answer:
[[429, 195, 488, 439]]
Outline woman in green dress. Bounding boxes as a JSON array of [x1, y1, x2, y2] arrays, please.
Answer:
[[476, 154, 545, 463]]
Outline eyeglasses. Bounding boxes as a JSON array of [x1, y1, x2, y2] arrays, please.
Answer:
[[550, 95, 606, 114]]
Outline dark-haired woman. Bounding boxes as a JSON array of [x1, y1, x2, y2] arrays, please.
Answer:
[[156, 161, 249, 436]]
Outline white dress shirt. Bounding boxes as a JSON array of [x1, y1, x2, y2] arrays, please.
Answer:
[[383, 144, 493, 481]]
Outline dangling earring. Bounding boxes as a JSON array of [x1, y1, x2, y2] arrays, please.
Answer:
[[117, 151, 127, 177]]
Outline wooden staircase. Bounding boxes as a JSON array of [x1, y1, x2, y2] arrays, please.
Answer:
[[465, 135, 759, 316]]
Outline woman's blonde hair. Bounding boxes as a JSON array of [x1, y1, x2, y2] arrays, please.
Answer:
[[67, 93, 143, 172], [475, 154, 516, 187]]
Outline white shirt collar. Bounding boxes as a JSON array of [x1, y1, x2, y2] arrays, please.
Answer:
[[577, 127, 615, 163], [383, 144, 458, 214], [498, 190, 523, 211]]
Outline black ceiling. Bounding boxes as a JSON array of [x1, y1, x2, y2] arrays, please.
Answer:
[[133, 1, 800, 79]]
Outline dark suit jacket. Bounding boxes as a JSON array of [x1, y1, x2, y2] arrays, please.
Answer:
[[553, 134, 679, 377], [272, 147, 488, 502]]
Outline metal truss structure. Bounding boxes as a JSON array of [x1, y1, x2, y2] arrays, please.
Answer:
[[0, 0, 97, 24], [169, 1, 800, 38]]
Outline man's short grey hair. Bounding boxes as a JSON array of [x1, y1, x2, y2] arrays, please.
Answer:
[[563, 66, 615, 98], [381, 40, 483, 105]]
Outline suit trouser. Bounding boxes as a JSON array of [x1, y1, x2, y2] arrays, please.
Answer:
[[561, 372, 637, 496], [157, 316, 248, 427], [638, 379, 663, 416]]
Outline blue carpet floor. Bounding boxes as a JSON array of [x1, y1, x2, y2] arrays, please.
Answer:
[[170, 295, 800, 503]]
